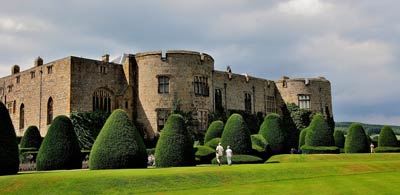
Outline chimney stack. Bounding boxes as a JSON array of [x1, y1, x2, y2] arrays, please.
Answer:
[[35, 56, 43, 66], [102, 54, 110, 63]]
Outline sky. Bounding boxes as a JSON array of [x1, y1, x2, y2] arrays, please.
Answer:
[[0, 0, 399, 125]]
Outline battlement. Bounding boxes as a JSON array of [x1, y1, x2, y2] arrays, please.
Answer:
[[135, 50, 214, 62], [275, 76, 330, 85]]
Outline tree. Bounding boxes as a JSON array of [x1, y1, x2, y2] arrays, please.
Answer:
[[298, 128, 309, 149], [204, 120, 224, 143], [344, 123, 369, 153], [0, 102, 19, 175], [90, 109, 147, 169], [36, 115, 82, 170], [258, 113, 285, 154], [155, 114, 195, 167], [20, 126, 42, 149], [220, 114, 252, 154], [333, 130, 345, 148], [305, 113, 335, 147], [378, 126, 399, 147]]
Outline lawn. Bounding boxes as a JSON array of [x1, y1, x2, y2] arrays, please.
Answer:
[[1, 153, 399, 194]]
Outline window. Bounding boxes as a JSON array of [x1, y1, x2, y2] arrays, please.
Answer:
[[298, 95, 311, 110], [283, 80, 287, 88], [13, 100, 16, 114], [20, 104, 24, 129], [7, 102, 13, 114], [214, 89, 223, 113], [16, 76, 20, 84], [31, 71, 36, 79], [158, 76, 169, 94], [266, 96, 276, 113], [93, 88, 112, 112], [99, 66, 107, 74], [47, 66, 53, 74], [7, 85, 13, 93], [157, 109, 170, 131], [194, 76, 209, 96], [47, 97, 53, 125], [244, 93, 252, 113], [198, 110, 208, 132]]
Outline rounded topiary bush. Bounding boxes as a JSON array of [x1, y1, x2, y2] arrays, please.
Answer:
[[375, 147, 400, 153], [334, 130, 345, 148], [36, 115, 81, 171], [300, 145, 340, 154], [298, 128, 309, 149], [258, 113, 285, 154], [251, 134, 267, 150], [305, 113, 335, 147], [378, 126, 398, 147], [0, 102, 19, 175], [90, 109, 147, 169], [155, 114, 195, 167], [211, 155, 263, 164], [204, 120, 224, 143], [221, 114, 252, 154], [205, 137, 221, 149], [195, 145, 215, 164], [344, 123, 369, 153], [20, 126, 42, 150]]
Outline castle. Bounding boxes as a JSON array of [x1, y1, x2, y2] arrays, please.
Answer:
[[0, 50, 332, 140]]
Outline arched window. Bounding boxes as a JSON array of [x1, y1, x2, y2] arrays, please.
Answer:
[[244, 93, 252, 113], [215, 89, 223, 113], [19, 104, 24, 129], [93, 88, 112, 112], [47, 97, 53, 125]]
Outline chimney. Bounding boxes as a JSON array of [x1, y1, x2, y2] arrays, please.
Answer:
[[102, 54, 110, 63], [35, 56, 43, 66]]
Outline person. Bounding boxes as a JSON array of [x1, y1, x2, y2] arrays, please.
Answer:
[[215, 143, 224, 166], [226, 146, 233, 166], [370, 143, 375, 153]]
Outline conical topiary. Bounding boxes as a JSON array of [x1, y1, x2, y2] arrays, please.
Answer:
[[258, 113, 285, 154], [36, 115, 82, 170], [305, 113, 335, 147], [298, 127, 309, 149], [344, 123, 369, 153], [90, 109, 147, 169], [334, 130, 345, 148], [0, 102, 19, 175], [204, 120, 224, 143], [378, 126, 398, 147], [221, 114, 252, 154], [20, 126, 42, 149], [155, 114, 195, 167]]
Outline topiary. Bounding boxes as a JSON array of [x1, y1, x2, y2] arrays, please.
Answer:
[[378, 126, 399, 147], [155, 114, 195, 167], [20, 126, 42, 150], [36, 115, 82, 170], [0, 102, 19, 175], [195, 145, 215, 164], [344, 123, 369, 153], [258, 113, 286, 154], [305, 113, 335, 147], [300, 145, 340, 154], [211, 155, 263, 164], [298, 128, 309, 149], [220, 114, 252, 154], [89, 109, 147, 169], [375, 147, 400, 153], [204, 120, 224, 143], [334, 130, 345, 148], [205, 137, 221, 149], [251, 134, 267, 150]]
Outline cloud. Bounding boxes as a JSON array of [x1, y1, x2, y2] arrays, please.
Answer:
[[277, 0, 333, 16]]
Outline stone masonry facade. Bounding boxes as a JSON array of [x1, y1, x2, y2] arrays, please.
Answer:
[[0, 50, 332, 140]]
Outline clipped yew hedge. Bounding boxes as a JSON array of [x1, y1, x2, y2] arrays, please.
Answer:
[[211, 155, 263, 164], [298, 128, 309, 149], [258, 113, 285, 154], [221, 114, 252, 154], [378, 126, 399, 147], [300, 145, 340, 154], [195, 145, 215, 164], [305, 113, 335, 147], [0, 102, 19, 175], [375, 147, 400, 153], [251, 134, 267, 151], [204, 120, 224, 143], [344, 123, 369, 153], [20, 126, 42, 150], [333, 130, 345, 148], [36, 115, 82, 171], [205, 137, 221, 149], [89, 109, 147, 169], [155, 114, 195, 167]]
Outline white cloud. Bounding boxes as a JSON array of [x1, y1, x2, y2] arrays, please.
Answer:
[[0, 16, 49, 32], [277, 0, 333, 16]]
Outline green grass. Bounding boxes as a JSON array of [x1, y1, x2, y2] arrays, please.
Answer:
[[1, 154, 400, 194]]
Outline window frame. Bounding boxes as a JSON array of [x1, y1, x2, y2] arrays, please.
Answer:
[[158, 76, 170, 94], [298, 94, 311, 110]]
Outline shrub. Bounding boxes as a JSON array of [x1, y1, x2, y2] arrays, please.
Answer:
[[204, 120, 224, 143], [344, 123, 369, 153], [211, 155, 263, 164], [0, 102, 19, 175], [300, 145, 340, 154], [90, 109, 147, 169], [375, 147, 400, 153], [155, 114, 195, 167], [251, 134, 267, 150], [36, 115, 82, 170], [298, 128, 308, 149], [305, 113, 335, 147], [334, 130, 345, 148], [20, 126, 42, 150], [146, 148, 155, 155], [258, 113, 285, 154], [195, 145, 215, 164], [221, 114, 252, 154], [378, 126, 399, 147], [205, 137, 221, 149]]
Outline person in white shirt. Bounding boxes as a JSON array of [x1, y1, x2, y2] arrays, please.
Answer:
[[226, 146, 233, 166], [370, 143, 375, 153], [215, 143, 224, 166]]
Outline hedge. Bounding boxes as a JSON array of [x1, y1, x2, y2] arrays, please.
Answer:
[[204, 120, 224, 143], [155, 114, 195, 167], [221, 114, 252, 154], [251, 134, 267, 150], [298, 128, 309, 149], [211, 155, 263, 164], [375, 147, 400, 153], [195, 145, 215, 164], [344, 123, 369, 153], [36, 115, 82, 170], [305, 113, 335, 147], [0, 102, 19, 175], [333, 130, 345, 148], [89, 109, 147, 169], [300, 145, 340, 154], [205, 138, 221, 149], [378, 126, 399, 147], [258, 113, 285, 154], [20, 126, 42, 150]]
